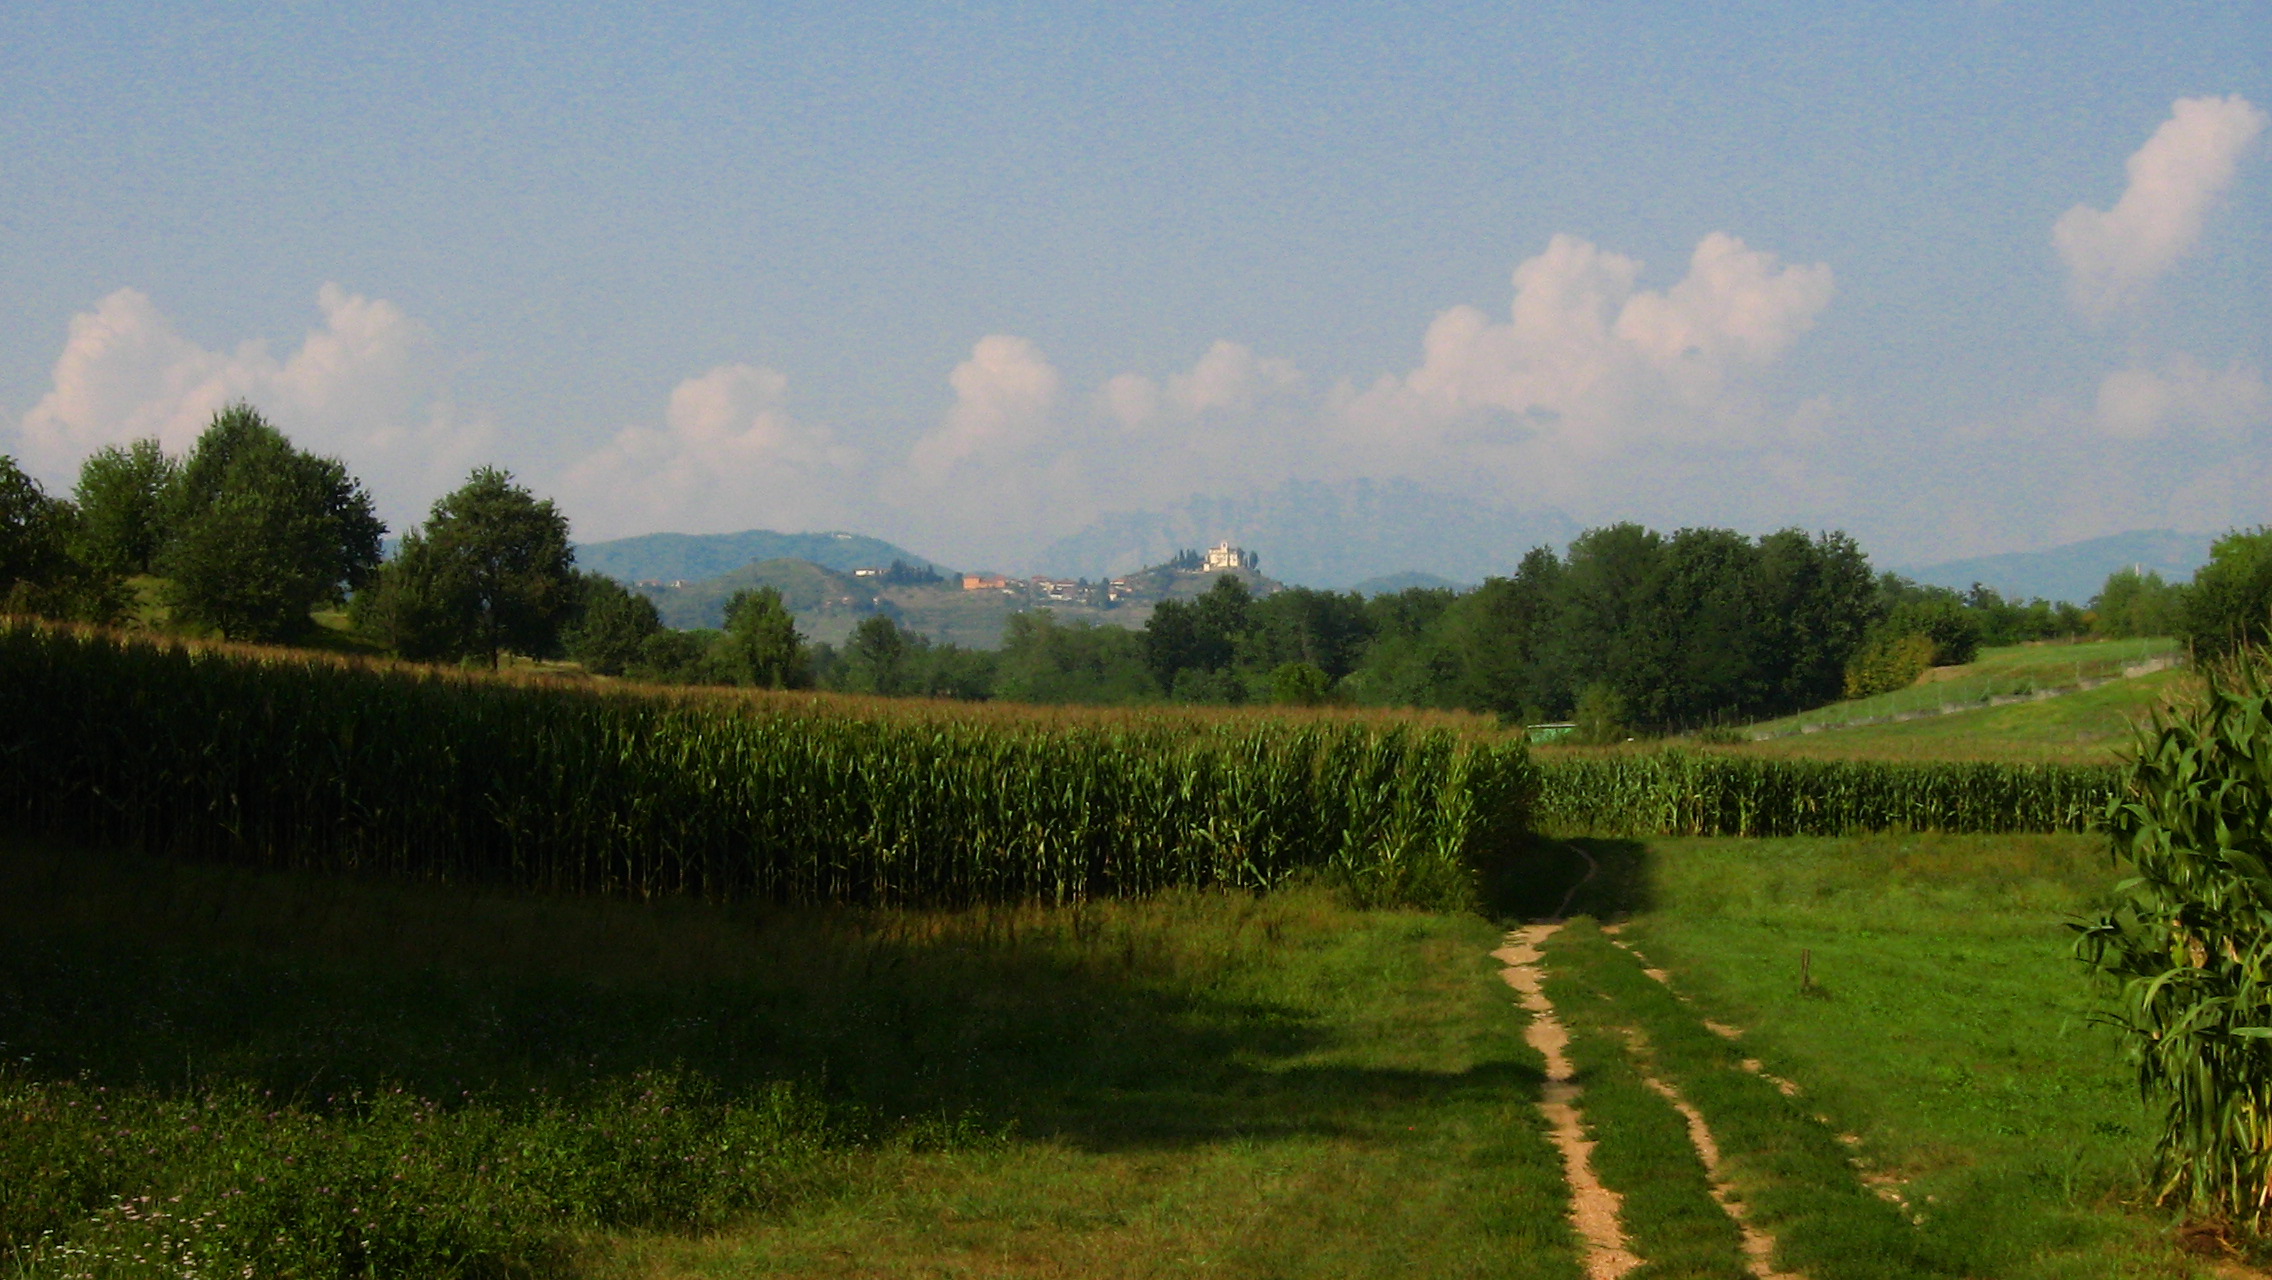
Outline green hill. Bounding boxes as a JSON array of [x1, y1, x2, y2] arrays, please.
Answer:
[[578, 530, 939, 583], [640, 559, 882, 636]]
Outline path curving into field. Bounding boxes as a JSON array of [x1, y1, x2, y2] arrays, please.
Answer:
[[1494, 925, 1642, 1280]]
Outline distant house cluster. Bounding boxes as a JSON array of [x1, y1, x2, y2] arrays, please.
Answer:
[[948, 541, 1258, 608]]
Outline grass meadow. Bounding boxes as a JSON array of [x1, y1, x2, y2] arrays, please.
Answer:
[[1724, 639, 2190, 766], [8, 827, 2253, 1278], [0, 837, 1581, 1279], [1568, 831, 2218, 1279]]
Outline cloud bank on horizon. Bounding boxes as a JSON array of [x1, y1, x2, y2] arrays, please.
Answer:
[[8, 94, 2267, 576]]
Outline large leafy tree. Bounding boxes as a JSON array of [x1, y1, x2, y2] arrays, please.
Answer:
[[837, 613, 915, 695], [1, 456, 77, 612], [717, 586, 811, 688], [359, 468, 576, 667], [2185, 527, 2272, 659], [2, 455, 127, 623], [561, 571, 663, 676], [1142, 575, 1252, 695], [72, 438, 177, 577], [157, 406, 385, 641]]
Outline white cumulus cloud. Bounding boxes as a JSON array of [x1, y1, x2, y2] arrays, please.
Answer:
[[2054, 94, 2267, 319], [907, 335, 1064, 478], [13, 285, 491, 528], [555, 364, 862, 540], [2094, 355, 2270, 439], [1339, 231, 1835, 494]]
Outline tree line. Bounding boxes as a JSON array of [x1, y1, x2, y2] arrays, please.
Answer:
[[7, 405, 2269, 729]]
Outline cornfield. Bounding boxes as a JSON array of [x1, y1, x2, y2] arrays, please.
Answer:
[[0, 621, 1535, 910], [2076, 662, 2272, 1229], [1535, 750, 2117, 836]]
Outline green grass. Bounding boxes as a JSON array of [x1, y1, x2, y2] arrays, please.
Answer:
[[1741, 638, 2182, 742], [1576, 832, 2223, 1278], [0, 837, 1581, 1279], [1726, 667, 2192, 765], [1544, 960, 1750, 1279], [1550, 920, 1946, 1279]]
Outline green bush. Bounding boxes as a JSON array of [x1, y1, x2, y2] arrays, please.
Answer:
[[1842, 630, 1936, 698]]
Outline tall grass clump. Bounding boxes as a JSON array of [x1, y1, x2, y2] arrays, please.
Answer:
[[0, 621, 1535, 911], [2077, 657, 2272, 1232], [1536, 750, 2115, 837]]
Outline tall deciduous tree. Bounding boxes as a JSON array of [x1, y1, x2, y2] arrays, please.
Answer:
[[359, 468, 575, 666], [156, 406, 384, 641], [561, 571, 663, 676], [1, 456, 80, 615], [718, 586, 810, 688], [2184, 528, 2272, 659], [72, 439, 177, 577]]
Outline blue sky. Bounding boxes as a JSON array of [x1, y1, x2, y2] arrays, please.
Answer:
[[3, 2, 2266, 573]]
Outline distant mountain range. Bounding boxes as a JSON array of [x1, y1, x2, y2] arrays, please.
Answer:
[[575, 530, 938, 583], [1897, 529, 2215, 604], [1039, 479, 1578, 590]]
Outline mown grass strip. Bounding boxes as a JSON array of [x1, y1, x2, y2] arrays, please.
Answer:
[[1544, 951, 1752, 1280], [1547, 919, 1948, 1280]]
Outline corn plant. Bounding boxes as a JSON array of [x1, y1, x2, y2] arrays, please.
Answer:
[[0, 621, 1537, 911], [1535, 750, 2115, 837], [2076, 661, 2272, 1229]]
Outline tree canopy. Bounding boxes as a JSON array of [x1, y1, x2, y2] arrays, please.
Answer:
[[2184, 527, 2272, 658], [716, 587, 811, 689], [356, 467, 576, 666], [157, 405, 384, 642], [71, 439, 176, 577]]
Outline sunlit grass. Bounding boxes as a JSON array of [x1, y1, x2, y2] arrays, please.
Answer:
[[1609, 832, 2210, 1278], [1740, 638, 2184, 744]]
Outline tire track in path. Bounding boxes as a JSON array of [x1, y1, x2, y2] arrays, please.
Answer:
[[1620, 1027, 1806, 1280], [1494, 925, 1642, 1280]]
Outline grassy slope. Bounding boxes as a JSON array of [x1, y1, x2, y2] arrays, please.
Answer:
[[0, 841, 1579, 1279], [1592, 832, 2214, 1278], [1747, 638, 2181, 734], [1720, 666, 2192, 765]]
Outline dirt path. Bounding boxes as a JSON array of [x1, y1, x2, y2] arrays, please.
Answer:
[[1620, 1030, 1805, 1280], [1494, 925, 1642, 1280]]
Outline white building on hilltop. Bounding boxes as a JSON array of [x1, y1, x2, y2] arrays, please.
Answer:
[[1203, 542, 1257, 573]]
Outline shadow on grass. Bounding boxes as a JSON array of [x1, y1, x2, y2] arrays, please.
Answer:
[[0, 837, 1538, 1158], [1481, 835, 1656, 922]]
